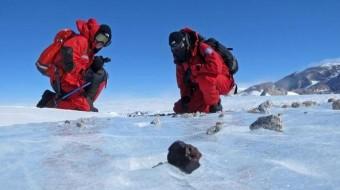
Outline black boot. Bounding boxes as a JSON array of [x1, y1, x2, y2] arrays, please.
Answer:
[[86, 96, 98, 112], [36, 90, 56, 108], [209, 99, 223, 113]]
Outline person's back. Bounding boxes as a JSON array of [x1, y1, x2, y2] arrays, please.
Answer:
[[169, 28, 236, 113], [36, 18, 112, 112]]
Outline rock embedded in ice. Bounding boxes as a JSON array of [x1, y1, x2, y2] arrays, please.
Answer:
[[167, 140, 202, 174], [206, 122, 224, 135], [150, 117, 161, 126], [76, 122, 83, 128], [302, 101, 317, 107], [248, 100, 272, 114], [291, 102, 301, 108], [128, 111, 148, 117], [328, 98, 337, 103], [250, 114, 283, 132], [332, 100, 340, 110], [258, 100, 273, 112], [281, 104, 290, 108]]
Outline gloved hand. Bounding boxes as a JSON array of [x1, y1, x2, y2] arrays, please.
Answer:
[[91, 56, 111, 72]]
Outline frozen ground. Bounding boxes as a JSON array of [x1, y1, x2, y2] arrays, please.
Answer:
[[0, 94, 340, 190]]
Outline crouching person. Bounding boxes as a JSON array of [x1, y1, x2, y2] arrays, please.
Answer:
[[36, 18, 111, 112], [169, 28, 236, 113]]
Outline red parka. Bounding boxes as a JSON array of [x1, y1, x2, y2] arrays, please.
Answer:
[[53, 19, 105, 111], [174, 28, 235, 113]]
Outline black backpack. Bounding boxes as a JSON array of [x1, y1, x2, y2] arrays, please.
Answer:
[[194, 33, 238, 75], [182, 30, 239, 75], [203, 38, 238, 75]]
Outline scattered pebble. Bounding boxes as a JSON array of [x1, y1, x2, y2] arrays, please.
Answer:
[[206, 122, 224, 135], [76, 122, 83, 128], [302, 101, 317, 107], [328, 98, 337, 103], [150, 117, 161, 126], [291, 102, 301, 108], [332, 100, 340, 110]]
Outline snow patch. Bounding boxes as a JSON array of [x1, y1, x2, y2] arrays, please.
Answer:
[[0, 106, 116, 127], [267, 159, 322, 177], [134, 122, 150, 128], [319, 58, 340, 68], [287, 91, 299, 96]]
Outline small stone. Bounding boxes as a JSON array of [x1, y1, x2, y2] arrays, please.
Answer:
[[206, 122, 224, 135], [258, 100, 273, 113], [328, 98, 337, 103], [281, 104, 289, 108], [248, 100, 273, 114], [247, 108, 260, 113], [250, 115, 283, 132], [172, 114, 179, 118], [128, 111, 148, 117], [64, 120, 71, 124], [150, 117, 161, 125], [304, 111, 308, 114], [291, 102, 301, 108], [302, 101, 317, 107], [332, 100, 340, 110], [76, 122, 83, 128], [218, 112, 224, 118]]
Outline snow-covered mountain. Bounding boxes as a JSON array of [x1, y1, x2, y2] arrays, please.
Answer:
[[241, 59, 340, 96], [1, 94, 340, 190]]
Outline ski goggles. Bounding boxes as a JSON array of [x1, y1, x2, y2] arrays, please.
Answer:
[[170, 39, 186, 52], [95, 33, 111, 47]]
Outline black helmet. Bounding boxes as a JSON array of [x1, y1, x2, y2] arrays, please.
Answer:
[[95, 24, 112, 47], [169, 31, 190, 63]]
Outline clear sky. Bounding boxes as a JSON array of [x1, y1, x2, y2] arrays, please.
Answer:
[[1, 0, 339, 103]]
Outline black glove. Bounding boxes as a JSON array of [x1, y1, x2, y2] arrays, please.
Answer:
[[92, 56, 111, 72]]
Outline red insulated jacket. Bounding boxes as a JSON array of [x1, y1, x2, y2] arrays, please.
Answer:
[[174, 28, 234, 113], [53, 18, 102, 111]]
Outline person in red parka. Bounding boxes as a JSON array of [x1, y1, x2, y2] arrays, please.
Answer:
[[169, 28, 236, 113], [36, 18, 111, 112]]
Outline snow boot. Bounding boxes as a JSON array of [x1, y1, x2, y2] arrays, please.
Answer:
[[209, 99, 222, 113], [86, 96, 98, 112], [36, 90, 56, 108]]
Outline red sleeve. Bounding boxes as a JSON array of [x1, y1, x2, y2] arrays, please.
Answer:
[[192, 42, 223, 77], [60, 36, 90, 92], [176, 64, 191, 98]]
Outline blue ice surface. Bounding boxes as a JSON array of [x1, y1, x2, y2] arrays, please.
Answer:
[[0, 95, 340, 190]]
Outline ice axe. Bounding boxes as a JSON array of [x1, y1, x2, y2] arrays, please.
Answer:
[[57, 57, 110, 100], [58, 82, 92, 101]]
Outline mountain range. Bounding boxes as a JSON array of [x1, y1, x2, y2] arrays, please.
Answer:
[[241, 60, 340, 95]]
